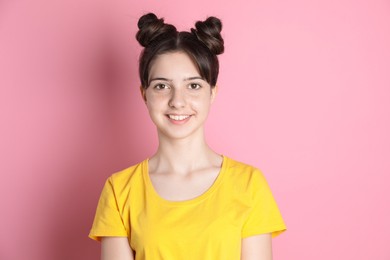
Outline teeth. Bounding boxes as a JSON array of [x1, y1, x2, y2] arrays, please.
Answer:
[[168, 115, 190, 121]]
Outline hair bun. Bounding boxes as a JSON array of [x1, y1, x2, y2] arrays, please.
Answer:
[[191, 16, 224, 55], [136, 13, 177, 47]]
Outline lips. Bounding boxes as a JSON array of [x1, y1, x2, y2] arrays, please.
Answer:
[[166, 114, 193, 125], [167, 114, 191, 121]]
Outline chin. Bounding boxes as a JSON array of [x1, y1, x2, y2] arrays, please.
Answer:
[[158, 126, 204, 141]]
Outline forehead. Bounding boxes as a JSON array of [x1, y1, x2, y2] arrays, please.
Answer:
[[148, 51, 201, 79]]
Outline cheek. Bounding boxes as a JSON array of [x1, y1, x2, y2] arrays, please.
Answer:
[[145, 94, 166, 110], [190, 96, 212, 113]]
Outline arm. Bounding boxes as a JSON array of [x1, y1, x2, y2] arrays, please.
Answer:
[[101, 237, 134, 260], [241, 233, 272, 260]]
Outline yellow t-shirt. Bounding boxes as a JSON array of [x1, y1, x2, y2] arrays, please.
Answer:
[[89, 156, 286, 259]]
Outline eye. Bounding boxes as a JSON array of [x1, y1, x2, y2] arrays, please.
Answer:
[[154, 83, 169, 90], [189, 83, 201, 90]]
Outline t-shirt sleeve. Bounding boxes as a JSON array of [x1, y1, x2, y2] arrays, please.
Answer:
[[241, 169, 286, 238], [89, 176, 128, 241]]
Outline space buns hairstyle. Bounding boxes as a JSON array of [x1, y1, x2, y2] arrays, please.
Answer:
[[191, 17, 224, 55], [136, 12, 224, 88], [136, 13, 177, 48]]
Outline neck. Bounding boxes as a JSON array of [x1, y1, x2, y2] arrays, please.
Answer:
[[149, 130, 220, 175]]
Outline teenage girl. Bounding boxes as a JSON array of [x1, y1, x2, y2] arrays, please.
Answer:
[[89, 12, 286, 260]]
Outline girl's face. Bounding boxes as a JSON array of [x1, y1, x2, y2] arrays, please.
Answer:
[[142, 51, 217, 140]]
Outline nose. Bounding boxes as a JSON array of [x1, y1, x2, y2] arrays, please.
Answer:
[[168, 88, 186, 108]]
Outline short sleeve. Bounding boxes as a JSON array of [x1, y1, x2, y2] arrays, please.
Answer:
[[241, 169, 286, 238], [89, 176, 128, 241]]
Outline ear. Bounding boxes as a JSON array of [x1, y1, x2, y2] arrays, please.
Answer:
[[210, 85, 218, 104], [140, 86, 147, 103]]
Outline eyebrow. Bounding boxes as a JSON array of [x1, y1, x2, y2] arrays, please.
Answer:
[[149, 76, 204, 83]]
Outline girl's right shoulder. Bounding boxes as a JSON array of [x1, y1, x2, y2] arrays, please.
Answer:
[[108, 159, 147, 189]]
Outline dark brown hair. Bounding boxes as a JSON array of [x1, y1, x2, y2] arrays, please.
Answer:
[[136, 13, 224, 88]]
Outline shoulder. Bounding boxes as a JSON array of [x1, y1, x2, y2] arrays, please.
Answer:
[[106, 159, 146, 191], [223, 156, 268, 189], [224, 156, 264, 178]]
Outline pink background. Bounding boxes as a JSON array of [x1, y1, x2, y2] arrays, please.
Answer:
[[1, 0, 389, 259]]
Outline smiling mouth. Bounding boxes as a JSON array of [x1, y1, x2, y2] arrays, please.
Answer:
[[167, 114, 191, 121]]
